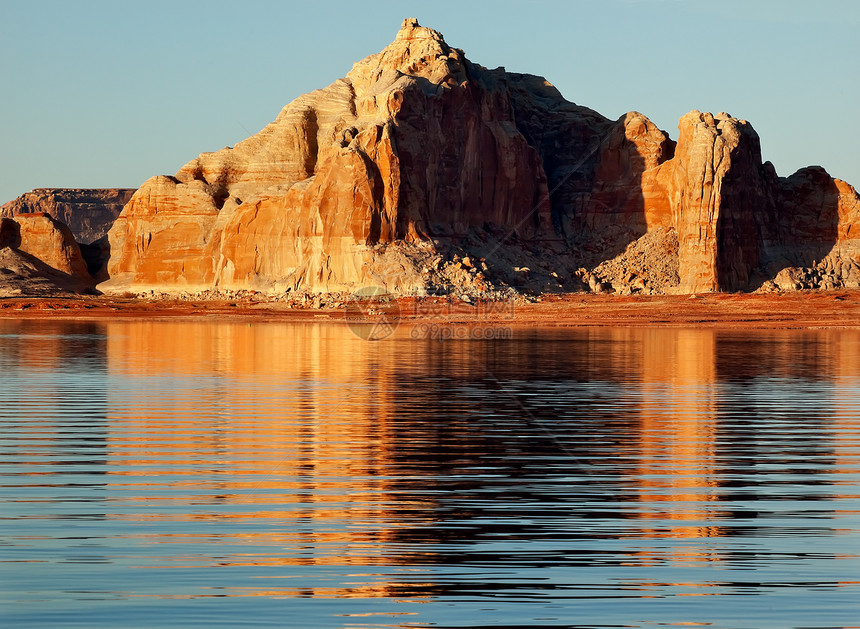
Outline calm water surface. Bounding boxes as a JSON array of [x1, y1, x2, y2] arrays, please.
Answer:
[[1, 319, 859, 628]]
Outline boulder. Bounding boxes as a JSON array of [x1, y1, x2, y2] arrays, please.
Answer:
[[11, 213, 91, 280]]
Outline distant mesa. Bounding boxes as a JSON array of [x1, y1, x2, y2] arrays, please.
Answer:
[[5, 19, 860, 298], [1, 188, 135, 245], [0, 188, 136, 296]]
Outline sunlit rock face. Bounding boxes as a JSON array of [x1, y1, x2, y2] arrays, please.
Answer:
[[0, 213, 94, 296], [100, 19, 860, 296], [645, 112, 860, 293], [102, 18, 550, 294], [8, 213, 90, 280], [648, 111, 768, 293]]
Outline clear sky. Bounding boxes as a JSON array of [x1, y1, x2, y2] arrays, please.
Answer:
[[2, 0, 858, 204]]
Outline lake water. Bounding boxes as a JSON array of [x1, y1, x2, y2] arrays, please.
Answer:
[[1, 319, 859, 628]]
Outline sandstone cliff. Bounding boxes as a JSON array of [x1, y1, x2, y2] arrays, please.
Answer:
[[103, 19, 550, 294], [1, 188, 135, 245], [100, 19, 859, 297]]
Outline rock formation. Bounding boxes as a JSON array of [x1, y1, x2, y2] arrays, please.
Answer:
[[97, 18, 858, 297], [0, 213, 93, 296], [103, 19, 553, 294], [646, 111, 766, 293], [1, 188, 135, 245], [6, 213, 90, 279]]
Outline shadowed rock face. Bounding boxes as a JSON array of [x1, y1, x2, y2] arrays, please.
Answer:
[[1, 188, 135, 245], [758, 170, 860, 291], [99, 18, 859, 296]]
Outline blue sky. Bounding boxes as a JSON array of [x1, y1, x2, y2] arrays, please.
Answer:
[[2, 0, 858, 204]]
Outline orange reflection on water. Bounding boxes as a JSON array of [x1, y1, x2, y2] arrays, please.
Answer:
[[634, 329, 723, 561], [104, 321, 438, 591], [5, 319, 860, 602]]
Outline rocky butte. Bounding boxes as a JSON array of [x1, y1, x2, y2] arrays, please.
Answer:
[[0, 213, 94, 296], [10, 19, 860, 298]]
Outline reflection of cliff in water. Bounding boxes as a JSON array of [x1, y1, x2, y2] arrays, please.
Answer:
[[381, 329, 857, 572], [92, 322, 859, 597], [102, 322, 422, 600], [0, 320, 109, 511]]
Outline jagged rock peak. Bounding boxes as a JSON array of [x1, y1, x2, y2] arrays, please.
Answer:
[[395, 17, 445, 42], [347, 18, 465, 90]]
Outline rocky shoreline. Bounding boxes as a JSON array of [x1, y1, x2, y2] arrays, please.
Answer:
[[1, 291, 858, 331]]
